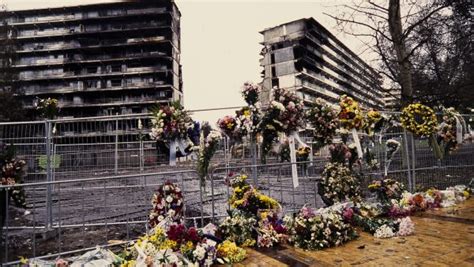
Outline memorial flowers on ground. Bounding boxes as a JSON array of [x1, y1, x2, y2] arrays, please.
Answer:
[[284, 205, 358, 250]]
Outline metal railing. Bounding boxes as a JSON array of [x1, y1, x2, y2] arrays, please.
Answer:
[[1, 112, 474, 263]]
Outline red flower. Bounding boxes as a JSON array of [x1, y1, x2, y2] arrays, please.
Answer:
[[186, 227, 201, 243]]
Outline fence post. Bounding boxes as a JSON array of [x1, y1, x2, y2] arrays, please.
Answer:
[[410, 133, 416, 191], [250, 136, 258, 186], [45, 120, 53, 228], [114, 115, 119, 175], [402, 130, 413, 192]]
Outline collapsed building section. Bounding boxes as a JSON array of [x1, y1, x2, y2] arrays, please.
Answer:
[[260, 18, 384, 109]]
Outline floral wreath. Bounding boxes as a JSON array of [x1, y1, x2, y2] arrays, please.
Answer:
[[400, 103, 438, 137], [305, 98, 339, 148], [149, 181, 184, 227], [241, 82, 261, 106], [338, 95, 364, 130], [217, 115, 238, 138], [149, 101, 194, 142], [319, 162, 361, 206]]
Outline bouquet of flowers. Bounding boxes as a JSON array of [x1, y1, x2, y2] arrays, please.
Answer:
[[1, 144, 27, 209], [368, 179, 406, 203], [235, 106, 260, 139], [241, 82, 260, 106], [305, 98, 339, 150], [217, 115, 238, 139], [218, 209, 257, 247], [35, 97, 59, 119], [256, 210, 288, 248], [149, 101, 194, 142], [197, 126, 222, 183], [363, 109, 384, 136], [284, 206, 357, 250], [119, 223, 224, 266], [319, 162, 361, 206], [149, 182, 184, 227], [338, 95, 364, 130], [296, 146, 311, 162], [229, 174, 280, 215], [343, 205, 415, 239], [258, 87, 304, 162], [216, 240, 247, 264], [328, 143, 360, 170], [436, 107, 467, 155]]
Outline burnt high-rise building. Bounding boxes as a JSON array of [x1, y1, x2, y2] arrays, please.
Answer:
[[0, 0, 182, 118], [260, 18, 384, 109]]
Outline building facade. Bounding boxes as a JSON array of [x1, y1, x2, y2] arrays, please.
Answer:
[[383, 88, 401, 110], [259, 18, 384, 109], [0, 0, 182, 118]]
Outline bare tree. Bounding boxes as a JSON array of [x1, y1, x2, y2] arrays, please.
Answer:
[[326, 0, 457, 106]]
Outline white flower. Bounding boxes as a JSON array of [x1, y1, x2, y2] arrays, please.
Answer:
[[166, 196, 174, 203], [271, 101, 285, 111], [374, 224, 395, 238], [193, 245, 207, 261], [168, 209, 176, 217]]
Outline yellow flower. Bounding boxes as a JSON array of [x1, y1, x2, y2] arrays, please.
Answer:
[[121, 260, 136, 267], [19, 257, 28, 264]]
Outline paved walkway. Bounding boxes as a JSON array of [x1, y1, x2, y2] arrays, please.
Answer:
[[238, 200, 474, 266]]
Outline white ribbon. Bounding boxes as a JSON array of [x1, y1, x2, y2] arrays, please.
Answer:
[[169, 140, 177, 166], [455, 116, 463, 144], [288, 135, 299, 188], [351, 129, 363, 159]]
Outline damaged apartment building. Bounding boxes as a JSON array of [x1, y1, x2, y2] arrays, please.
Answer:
[[0, 0, 182, 118], [260, 18, 384, 109]]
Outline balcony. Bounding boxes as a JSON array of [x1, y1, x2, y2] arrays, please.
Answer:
[[14, 23, 169, 40], [21, 82, 172, 96], [7, 8, 169, 26], [18, 67, 170, 82]]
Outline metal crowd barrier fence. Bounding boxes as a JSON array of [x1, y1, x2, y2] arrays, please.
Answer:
[[1, 161, 329, 264]]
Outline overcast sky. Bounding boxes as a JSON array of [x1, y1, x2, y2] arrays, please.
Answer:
[[4, 0, 370, 124]]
